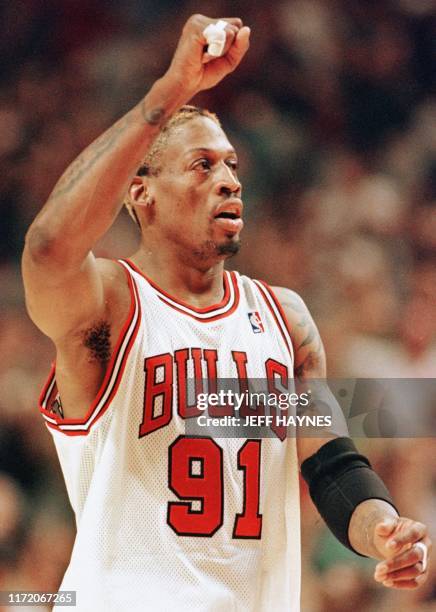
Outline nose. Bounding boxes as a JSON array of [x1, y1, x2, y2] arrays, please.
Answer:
[[215, 163, 241, 197]]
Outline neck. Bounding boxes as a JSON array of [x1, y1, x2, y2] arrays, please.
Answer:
[[130, 243, 227, 308]]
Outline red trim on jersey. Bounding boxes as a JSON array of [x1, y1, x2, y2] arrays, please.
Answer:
[[252, 280, 294, 361], [38, 264, 141, 436], [156, 273, 240, 322], [123, 258, 231, 313], [123, 259, 240, 322], [258, 281, 294, 339]]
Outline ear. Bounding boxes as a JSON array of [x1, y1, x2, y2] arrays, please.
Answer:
[[128, 176, 150, 209]]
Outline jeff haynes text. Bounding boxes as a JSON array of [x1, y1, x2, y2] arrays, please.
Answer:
[[196, 415, 333, 427]]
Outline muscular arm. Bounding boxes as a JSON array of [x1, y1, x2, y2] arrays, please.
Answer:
[[275, 287, 392, 552], [23, 80, 183, 341], [22, 15, 250, 341], [276, 286, 431, 584], [273, 286, 348, 462], [276, 288, 325, 381], [22, 16, 249, 419]]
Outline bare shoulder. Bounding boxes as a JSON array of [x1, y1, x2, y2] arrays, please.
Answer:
[[95, 257, 130, 296], [96, 256, 132, 319], [271, 285, 326, 378], [271, 286, 307, 315]]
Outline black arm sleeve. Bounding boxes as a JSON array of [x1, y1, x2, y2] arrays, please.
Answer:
[[300, 437, 398, 554]]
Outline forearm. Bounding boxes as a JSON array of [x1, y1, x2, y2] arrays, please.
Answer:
[[26, 76, 187, 266], [348, 499, 399, 559], [301, 437, 398, 556]]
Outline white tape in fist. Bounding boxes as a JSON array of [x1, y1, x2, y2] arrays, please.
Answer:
[[415, 542, 428, 573], [203, 20, 228, 57]]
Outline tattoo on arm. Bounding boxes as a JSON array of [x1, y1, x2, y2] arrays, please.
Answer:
[[282, 294, 324, 379], [349, 500, 398, 558], [48, 96, 167, 204], [282, 295, 306, 314], [49, 114, 132, 201], [299, 326, 316, 349], [50, 396, 64, 419], [353, 507, 384, 558], [294, 352, 321, 378], [282, 297, 313, 343]]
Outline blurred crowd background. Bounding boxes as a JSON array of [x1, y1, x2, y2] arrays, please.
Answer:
[[0, 0, 435, 610]]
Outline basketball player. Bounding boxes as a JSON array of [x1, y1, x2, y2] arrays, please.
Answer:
[[22, 15, 431, 612]]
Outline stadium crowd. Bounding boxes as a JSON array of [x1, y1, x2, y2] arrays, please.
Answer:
[[0, 1, 434, 610]]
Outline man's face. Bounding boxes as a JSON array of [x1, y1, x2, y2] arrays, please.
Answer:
[[145, 116, 243, 267]]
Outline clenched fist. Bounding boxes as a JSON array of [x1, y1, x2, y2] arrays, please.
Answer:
[[165, 15, 250, 96]]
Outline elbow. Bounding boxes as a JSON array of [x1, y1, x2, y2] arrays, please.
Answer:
[[24, 223, 58, 261], [24, 224, 64, 265], [24, 222, 86, 271]]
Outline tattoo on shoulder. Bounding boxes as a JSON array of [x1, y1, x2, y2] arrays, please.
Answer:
[[141, 103, 165, 126], [295, 352, 322, 378], [280, 291, 325, 378], [50, 396, 64, 418], [282, 293, 306, 313], [299, 326, 316, 348], [282, 298, 310, 328], [83, 320, 111, 364]]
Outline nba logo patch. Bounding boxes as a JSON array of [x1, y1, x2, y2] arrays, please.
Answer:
[[248, 311, 265, 333]]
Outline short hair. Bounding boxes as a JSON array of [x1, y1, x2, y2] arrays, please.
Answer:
[[138, 105, 220, 177], [125, 105, 221, 226]]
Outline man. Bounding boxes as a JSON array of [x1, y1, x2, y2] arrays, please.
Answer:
[[22, 15, 431, 612]]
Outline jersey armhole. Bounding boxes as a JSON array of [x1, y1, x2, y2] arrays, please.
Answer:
[[252, 280, 295, 364], [38, 261, 141, 436]]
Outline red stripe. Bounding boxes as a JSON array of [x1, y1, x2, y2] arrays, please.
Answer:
[[257, 281, 294, 341], [253, 281, 294, 360], [38, 265, 141, 435], [38, 366, 56, 414], [156, 271, 240, 322], [45, 306, 141, 436], [123, 258, 232, 315]]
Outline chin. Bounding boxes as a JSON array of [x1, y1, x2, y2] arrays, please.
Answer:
[[193, 238, 241, 262], [217, 239, 241, 257]]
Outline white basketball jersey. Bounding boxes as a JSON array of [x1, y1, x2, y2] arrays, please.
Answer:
[[39, 260, 301, 612]]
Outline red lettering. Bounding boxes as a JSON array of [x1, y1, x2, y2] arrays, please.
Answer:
[[175, 348, 204, 419], [139, 353, 173, 437], [265, 358, 290, 441]]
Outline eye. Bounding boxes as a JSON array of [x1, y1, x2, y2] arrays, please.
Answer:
[[193, 158, 211, 171], [226, 159, 239, 171]]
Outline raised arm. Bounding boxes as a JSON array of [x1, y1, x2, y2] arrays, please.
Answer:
[[22, 15, 250, 341]]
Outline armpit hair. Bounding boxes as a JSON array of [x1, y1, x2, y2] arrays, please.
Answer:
[[83, 320, 111, 364]]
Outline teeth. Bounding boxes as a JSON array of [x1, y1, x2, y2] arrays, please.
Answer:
[[216, 212, 238, 219]]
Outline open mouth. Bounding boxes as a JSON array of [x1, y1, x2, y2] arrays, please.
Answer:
[[213, 200, 243, 234], [214, 212, 240, 220], [213, 208, 244, 235]]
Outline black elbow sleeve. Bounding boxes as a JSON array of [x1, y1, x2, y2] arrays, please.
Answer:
[[301, 437, 398, 553]]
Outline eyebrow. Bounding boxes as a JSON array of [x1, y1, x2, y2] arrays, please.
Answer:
[[185, 147, 237, 157]]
